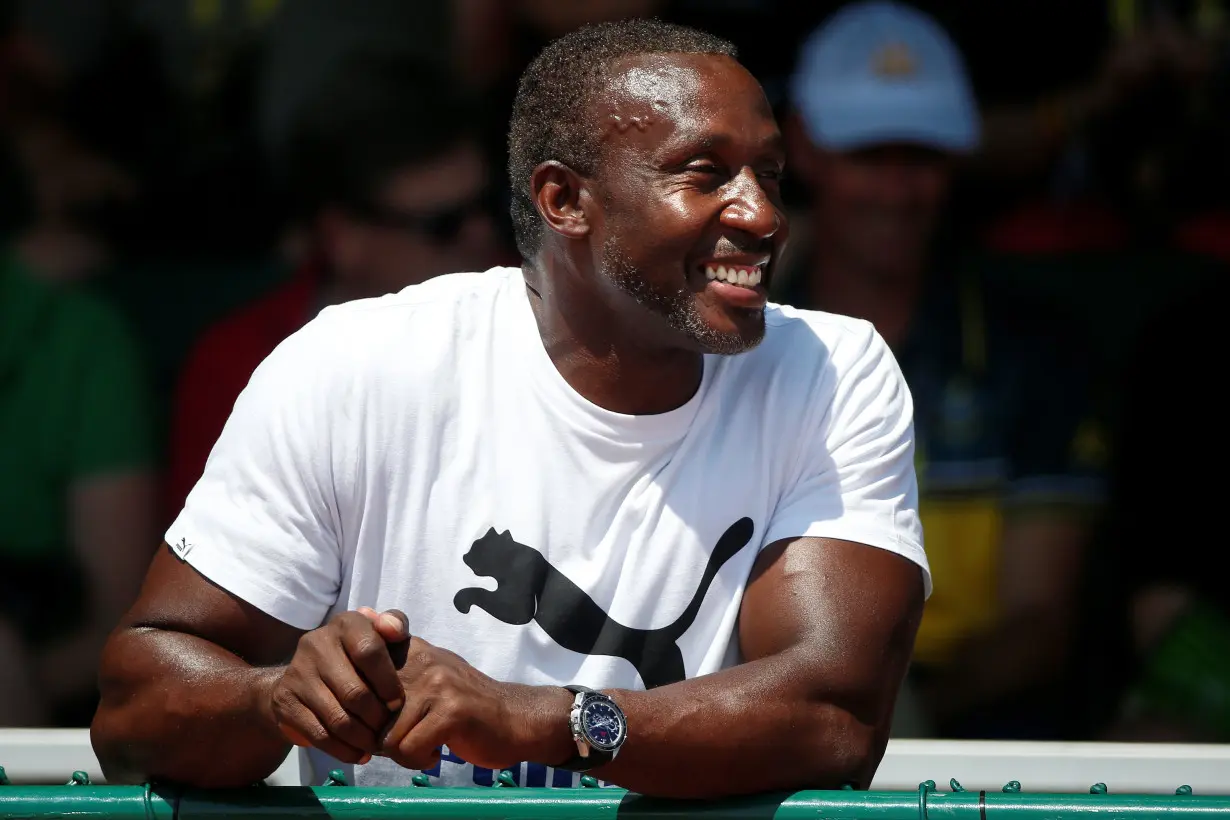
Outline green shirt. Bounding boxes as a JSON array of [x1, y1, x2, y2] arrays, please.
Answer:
[[0, 253, 154, 561]]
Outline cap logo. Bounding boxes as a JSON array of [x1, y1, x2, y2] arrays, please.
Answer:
[[872, 42, 917, 77]]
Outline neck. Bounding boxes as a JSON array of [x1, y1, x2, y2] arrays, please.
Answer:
[[805, 233, 923, 350], [523, 260, 703, 415]]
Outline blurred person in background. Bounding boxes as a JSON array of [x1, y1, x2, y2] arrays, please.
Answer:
[[164, 53, 507, 521], [1, 3, 156, 729], [0, 243, 157, 728], [777, 0, 1104, 739]]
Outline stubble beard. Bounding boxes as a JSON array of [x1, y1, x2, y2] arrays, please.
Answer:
[[600, 235, 763, 356]]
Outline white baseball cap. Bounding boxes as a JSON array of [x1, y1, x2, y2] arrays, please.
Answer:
[[789, 1, 981, 152]]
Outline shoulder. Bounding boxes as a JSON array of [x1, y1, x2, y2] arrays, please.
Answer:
[[245, 267, 519, 390], [308, 267, 517, 355], [754, 302, 894, 381], [711, 305, 903, 436]]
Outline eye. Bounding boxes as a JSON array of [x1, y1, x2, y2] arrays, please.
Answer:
[[684, 160, 724, 175]]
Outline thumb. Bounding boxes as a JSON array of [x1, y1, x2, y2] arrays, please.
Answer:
[[375, 608, 410, 643], [355, 606, 409, 642]]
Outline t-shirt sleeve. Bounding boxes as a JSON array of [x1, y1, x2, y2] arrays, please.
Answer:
[[165, 315, 345, 630], [763, 320, 930, 596], [69, 299, 155, 478]]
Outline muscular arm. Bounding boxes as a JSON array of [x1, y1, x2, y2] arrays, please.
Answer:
[[558, 536, 925, 798], [91, 545, 302, 787]]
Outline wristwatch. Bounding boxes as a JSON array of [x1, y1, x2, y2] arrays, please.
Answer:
[[555, 685, 627, 772]]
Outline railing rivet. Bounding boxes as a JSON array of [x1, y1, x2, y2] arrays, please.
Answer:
[[1090, 783, 1107, 794], [0, 766, 9, 786], [494, 771, 518, 788], [67, 772, 91, 786], [580, 775, 600, 788], [1002, 781, 1021, 793], [411, 774, 431, 787], [323, 770, 348, 787], [950, 779, 965, 792], [1177, 785, 1194, 796]]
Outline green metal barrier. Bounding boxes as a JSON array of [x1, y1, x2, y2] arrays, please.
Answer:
[[3, 767, 1229, 820]]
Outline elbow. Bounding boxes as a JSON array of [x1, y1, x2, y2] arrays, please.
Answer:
[[793, 701, 885, 790], [90, 631, 148, 783], [90, 704, 140, 784]]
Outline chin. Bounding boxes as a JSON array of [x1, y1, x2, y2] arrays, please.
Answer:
[[690, 308, 766, 356]]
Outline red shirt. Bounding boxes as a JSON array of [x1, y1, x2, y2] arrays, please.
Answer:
[[165, 265, 320, 523]]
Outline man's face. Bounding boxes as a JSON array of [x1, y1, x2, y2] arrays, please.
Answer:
[[583, 53, 788, 355], [328, 141, 504, 298], [807, 141, 952, 282]]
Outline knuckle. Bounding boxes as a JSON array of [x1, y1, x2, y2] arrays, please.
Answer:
[[306, 722, 331, 746], [324, 706, 356, 736], [295, 630, 326, 658], [350, 635, 384, 663], [337, 680, 373, 710], [271, 685, 295, 712], [422, 665, 452, 691]]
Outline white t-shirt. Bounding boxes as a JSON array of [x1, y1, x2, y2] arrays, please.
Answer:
[[166, 266, 927, 788]]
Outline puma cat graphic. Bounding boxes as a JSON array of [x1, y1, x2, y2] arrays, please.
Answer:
[[453, 518, 755, 688]]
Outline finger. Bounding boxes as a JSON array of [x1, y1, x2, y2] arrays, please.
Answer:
[[376, 609, 410, 643], [379, 691, 429, 757], [297, 677, 383, 758], [392, 703, 451, 771], [337, 614, 405, 715], [278, 722, 313, 748], [277, 690, 372, 765]]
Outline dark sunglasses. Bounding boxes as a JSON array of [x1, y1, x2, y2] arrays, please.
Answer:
[[353, 188, 494, 244]]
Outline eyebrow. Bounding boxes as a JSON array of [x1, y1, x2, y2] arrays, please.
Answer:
[[692, 130, 786, 158]]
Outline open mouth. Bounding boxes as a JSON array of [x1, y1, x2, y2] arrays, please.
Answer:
[[703, 263, 764, 289], [697, 260, 769, 311]]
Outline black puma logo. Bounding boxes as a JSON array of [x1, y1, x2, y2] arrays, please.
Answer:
[[453, 518, 755, 688]]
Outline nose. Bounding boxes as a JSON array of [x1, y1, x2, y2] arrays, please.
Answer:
[[718, 167, 780, 240]]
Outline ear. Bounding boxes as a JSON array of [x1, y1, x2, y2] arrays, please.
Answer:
[[531, 160, 590, 241]]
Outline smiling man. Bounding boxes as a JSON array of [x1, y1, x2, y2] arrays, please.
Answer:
[[91, 19, 928, 797]]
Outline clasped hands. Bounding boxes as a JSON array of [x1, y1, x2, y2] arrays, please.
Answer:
[[268, 607, 571, 771]]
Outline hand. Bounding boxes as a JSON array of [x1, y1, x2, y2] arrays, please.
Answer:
[[373, 635, 572, 772], [267, 608, 410, 764]]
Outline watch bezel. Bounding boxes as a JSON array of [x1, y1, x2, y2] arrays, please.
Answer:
[[579, 693, 626, 753]]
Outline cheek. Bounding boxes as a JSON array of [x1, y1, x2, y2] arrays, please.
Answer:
[[606, 191, 699, 262]]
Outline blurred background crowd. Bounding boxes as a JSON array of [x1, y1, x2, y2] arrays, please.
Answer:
[[2, 0, 1228, 747]]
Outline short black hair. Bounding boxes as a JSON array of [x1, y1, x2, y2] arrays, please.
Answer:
[[507, 18, 737, 261], [279, 51, 478, 222]]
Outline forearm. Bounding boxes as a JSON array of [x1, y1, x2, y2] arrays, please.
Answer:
[[92, 626, 290, 787], [525, 651, 882, 798]]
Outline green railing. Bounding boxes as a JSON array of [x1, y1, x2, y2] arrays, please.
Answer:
[[3, 767, 1229, 820]]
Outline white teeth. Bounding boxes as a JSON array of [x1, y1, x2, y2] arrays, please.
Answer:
[[703, 264, 764, 288]]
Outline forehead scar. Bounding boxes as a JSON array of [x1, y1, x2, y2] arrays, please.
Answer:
[[608, 113, 655, 133], [601, 61, 698, 140]]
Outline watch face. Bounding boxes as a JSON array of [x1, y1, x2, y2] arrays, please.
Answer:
[[582, 698, 625, 751]]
